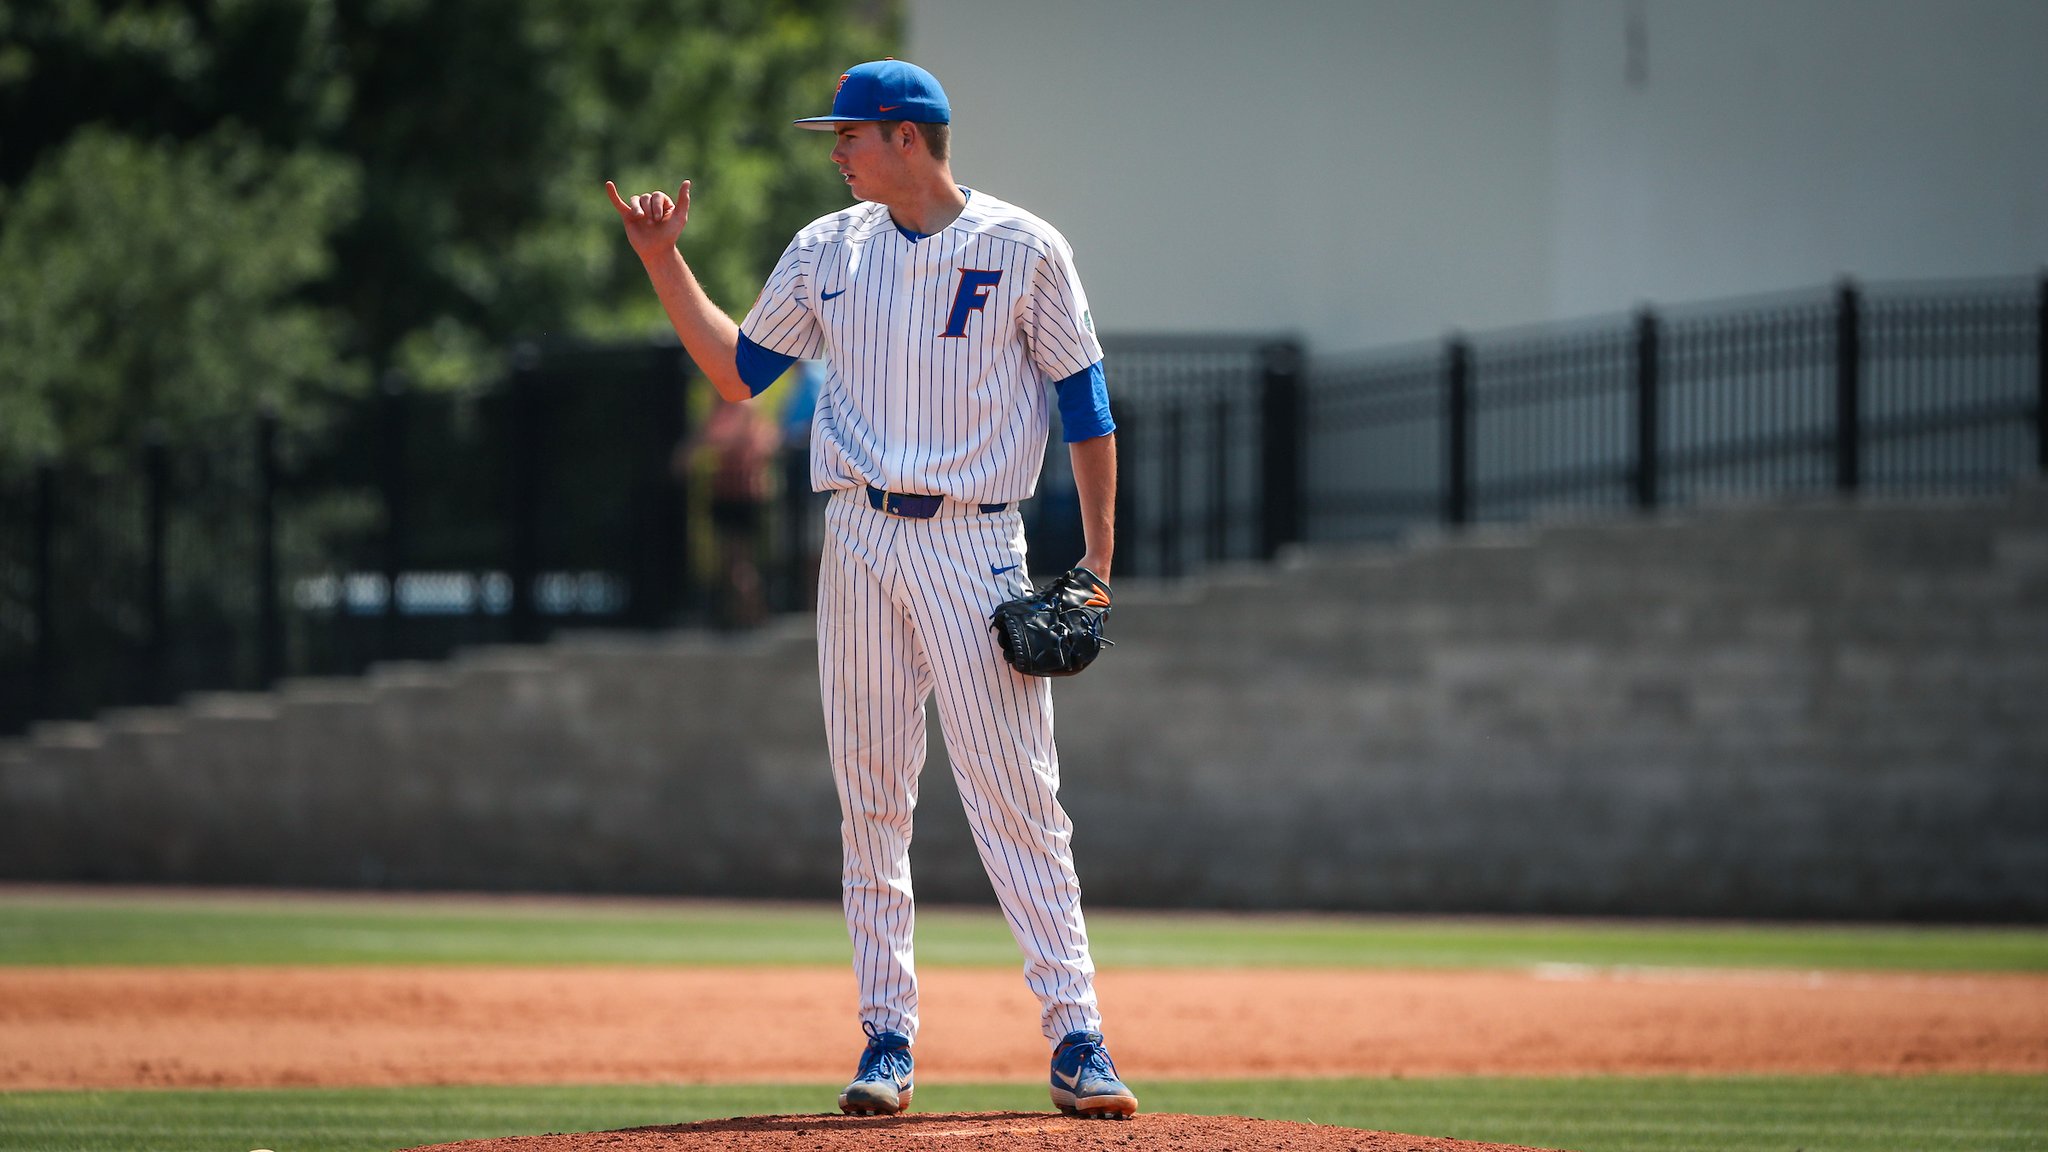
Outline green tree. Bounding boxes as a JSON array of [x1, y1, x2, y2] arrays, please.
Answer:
[[0, 0, 896, 465], [0, 125, 360, 473], [525, 0, 897, 340], [343, 0, 897, 383]]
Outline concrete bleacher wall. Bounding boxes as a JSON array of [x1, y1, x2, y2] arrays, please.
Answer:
[[4, 484, 2044, 918]]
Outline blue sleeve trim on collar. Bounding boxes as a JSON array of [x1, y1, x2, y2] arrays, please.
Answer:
[[1053, 360, 1115, 443], [736, 332, 798, 396]]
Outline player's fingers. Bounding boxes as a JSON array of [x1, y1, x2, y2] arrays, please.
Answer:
[[651, 192, 672, 219], [605, 180, 634, 216]]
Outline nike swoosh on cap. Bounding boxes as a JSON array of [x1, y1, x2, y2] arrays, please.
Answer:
[[821, 288, 846, 301], [878, 104, 900, 112]]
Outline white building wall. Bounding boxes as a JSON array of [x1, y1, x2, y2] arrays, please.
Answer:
[[1551, 0, 2048, 317], [907, 0, 2048, 351], [907, 0, 1558, 352]]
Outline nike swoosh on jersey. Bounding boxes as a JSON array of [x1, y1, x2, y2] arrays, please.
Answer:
[[991, 563, 1021, 575], [821, 288, 846, 301]]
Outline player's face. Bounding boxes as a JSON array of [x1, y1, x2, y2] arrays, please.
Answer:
[[830, 122, 911, 204]]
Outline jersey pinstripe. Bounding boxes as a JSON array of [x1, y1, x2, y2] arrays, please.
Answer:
[[739, 191, 1103, 503]]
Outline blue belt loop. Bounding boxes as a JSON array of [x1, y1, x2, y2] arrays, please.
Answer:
[[866, 485, 941, 518], [865, 484, 1009, 518]]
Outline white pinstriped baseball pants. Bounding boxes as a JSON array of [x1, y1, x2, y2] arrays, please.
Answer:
[[818, 488, 1102, 1047]]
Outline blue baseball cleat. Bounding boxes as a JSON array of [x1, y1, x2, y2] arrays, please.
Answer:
[[1049, 1029, 1138, 1119], [839, 1022, 914, 1116]]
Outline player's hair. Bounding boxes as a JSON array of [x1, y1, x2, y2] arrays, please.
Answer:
[[879, 120, 950, 162]]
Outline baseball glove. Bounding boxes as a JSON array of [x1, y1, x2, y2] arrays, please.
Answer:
[[989, 566, 1115, 677]]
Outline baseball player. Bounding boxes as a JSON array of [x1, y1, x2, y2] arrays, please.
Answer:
[[606, 59, 1136, 1119]]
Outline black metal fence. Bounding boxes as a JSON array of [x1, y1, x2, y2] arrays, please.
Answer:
[[0, 341, 699, 736], [1302, 276, 2045, 540], [1087, 335, 1301, 580], [2, 275, 2043, 736]]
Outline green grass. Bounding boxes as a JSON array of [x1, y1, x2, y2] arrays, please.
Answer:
[[2, 1076, 2042, 1152], [2, 890, 2043, 970], [3, 894, 2042, 1150]]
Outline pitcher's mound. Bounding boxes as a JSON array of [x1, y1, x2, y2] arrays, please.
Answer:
[[403, 1111, 1563, 1152]]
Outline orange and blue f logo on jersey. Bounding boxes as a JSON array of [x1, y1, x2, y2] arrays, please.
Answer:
[[942, 269, 1003, 337]]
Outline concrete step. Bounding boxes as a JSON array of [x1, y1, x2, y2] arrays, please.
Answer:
[[187, 692, 283, 721], [4, 482, 2042, 915]]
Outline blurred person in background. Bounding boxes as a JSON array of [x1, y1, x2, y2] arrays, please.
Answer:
[[674, 394, 780, 628]]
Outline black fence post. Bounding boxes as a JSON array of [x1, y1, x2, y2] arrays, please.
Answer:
[[669, 352, 696, 623], [1208, 393, 1229, 563], [507, 344, 543, 643], [1835, 279, 1862, 495], [255, 410, 283, 687], [1160, 401, 1183, 579], [1445, 336, 1473, 528], [1258, 340, 1305, 559], [144, 433, 170, 703], [1634, 308, 1662, 511], [667, 350, 696, 623], [627, 345, 688, 628], [378, 371, 410, 658], [33, 461, 56, 713], [2037, 271, 2046, 475]]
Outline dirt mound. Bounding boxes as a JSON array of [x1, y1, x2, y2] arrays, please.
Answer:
[[402, 1112, 1561, 1152]]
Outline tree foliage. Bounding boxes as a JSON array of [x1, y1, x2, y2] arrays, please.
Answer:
[[0, 125, 360, 470], [0, 0, 896, 467]]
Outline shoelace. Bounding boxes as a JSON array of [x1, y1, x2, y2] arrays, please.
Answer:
[[1064, 1037, 1121, 1084], [856, 1021, 912, 1083]]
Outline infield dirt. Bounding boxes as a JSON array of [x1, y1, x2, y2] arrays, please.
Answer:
[[2, 964, 2043, 1089]]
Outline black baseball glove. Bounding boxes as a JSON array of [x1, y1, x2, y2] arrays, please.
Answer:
[[989, 566, 1115, 677]]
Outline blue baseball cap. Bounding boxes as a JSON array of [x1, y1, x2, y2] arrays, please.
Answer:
[[794, 59, 950, 130]]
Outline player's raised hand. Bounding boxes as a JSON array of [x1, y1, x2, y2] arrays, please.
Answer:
[[606, 179, 691, 262]]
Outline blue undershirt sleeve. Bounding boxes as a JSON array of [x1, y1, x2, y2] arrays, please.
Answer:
[[1053, 361, 1115, 443], [735, 333, 798, 396]]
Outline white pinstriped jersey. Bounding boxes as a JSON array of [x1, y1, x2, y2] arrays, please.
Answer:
[[738, 190, 1104, 504]]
